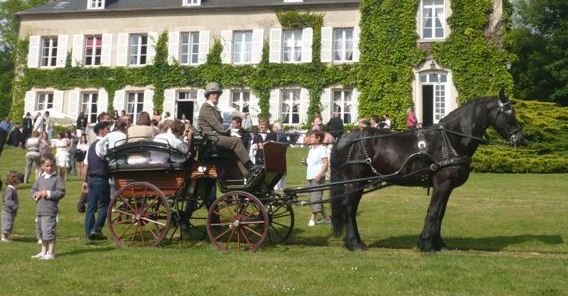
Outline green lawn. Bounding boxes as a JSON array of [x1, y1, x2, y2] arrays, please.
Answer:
[[0, 146, 566, 295]]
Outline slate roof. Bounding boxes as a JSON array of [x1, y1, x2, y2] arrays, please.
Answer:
[[18, 0, 359, 16]]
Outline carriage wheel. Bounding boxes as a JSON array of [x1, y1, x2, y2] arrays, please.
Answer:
[[107, 182, 171, 247], [207, 191, 269, 252], [267, 203, 294, 244]]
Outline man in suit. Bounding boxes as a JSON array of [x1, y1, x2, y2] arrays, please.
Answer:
[[251, 118, 276, 165], [197, 82, 261, 183]]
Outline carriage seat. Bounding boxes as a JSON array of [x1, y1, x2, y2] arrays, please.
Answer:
[[106, 141, 192, 172]]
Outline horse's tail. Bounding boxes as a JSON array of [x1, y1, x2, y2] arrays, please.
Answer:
[[330, 138, 347, 237]]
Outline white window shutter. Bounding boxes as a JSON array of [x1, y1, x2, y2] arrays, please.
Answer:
[[101, 33, 113, 66], [28, 36, 41, 68], [143, 89, 155, 113], [251, 29, 264, 64], [299, 88, 310, 124], [249, 91, 260, 124], [72, 34, 84, 67], [352, 88, 360, 120], [353, 26, 361, 62], [321, 88, 332, 123], [198, 30, 210, 64], [56, 35, 69, 67], [218, 89, 230, 109], [98, 88, 109, 113], [113, 90, 126, 112], [147, 32, 158, 64], [320, 27, 333, 63], [68, 89, 80, 119], [53, 90, 64, 112], [195, 89, 205, 123], [301, 28, 313, 63], [163, 89, 176, 115], [116, 33, 129, 66], [25, 90, 37, 113], [220, 30, 233, 64], [168, 31, 180, 64], [269, 89, 281, 121], [269, 28, 282, 63]]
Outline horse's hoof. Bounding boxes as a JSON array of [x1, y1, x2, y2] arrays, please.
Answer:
[[417, 239, 437, 252], [345, 241, 368, 251]]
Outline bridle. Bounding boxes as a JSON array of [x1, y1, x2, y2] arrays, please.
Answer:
[[496, 100, 523, 147]]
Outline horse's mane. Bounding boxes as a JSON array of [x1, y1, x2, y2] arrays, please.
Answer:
[[438, 96, 495, 126]]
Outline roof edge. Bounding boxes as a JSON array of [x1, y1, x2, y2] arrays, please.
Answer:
[[16, 1, 359, 18]]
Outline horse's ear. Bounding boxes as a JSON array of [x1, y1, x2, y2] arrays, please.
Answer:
[[499, 88, 509, 103]]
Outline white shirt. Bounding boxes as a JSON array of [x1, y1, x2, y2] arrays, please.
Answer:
[[153, 130, 188, 154], [306, 145, 328, 180], [83, 136, 103, 165]]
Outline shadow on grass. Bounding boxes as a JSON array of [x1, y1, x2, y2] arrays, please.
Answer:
[[368, 234, 564, 251], [57, 247, 115, 257]]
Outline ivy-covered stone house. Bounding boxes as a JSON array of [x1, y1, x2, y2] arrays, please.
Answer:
[[15, 0, 511, 128]]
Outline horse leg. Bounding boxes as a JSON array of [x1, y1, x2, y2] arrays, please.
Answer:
[[418, 180, 452, 252], [343, 184, 366, 251], [432, 194, 452, 250]]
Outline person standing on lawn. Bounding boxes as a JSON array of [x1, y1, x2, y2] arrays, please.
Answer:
[[82, 122, 111, 241], [305, 131, 331, 227], [1, 171, 24, 242], [31, 154, 65, 260]]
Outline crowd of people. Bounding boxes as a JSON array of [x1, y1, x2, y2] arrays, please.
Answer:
[[0, 81, 423, 259]]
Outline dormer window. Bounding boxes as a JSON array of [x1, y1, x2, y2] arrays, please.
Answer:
[[183, 0, 201, 6], [88, 0, 104, 9]]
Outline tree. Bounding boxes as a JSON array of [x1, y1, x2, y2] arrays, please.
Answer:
[[507, 0, 568, 105], [0, 0, 47, 119]]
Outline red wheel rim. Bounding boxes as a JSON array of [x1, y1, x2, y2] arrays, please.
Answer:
[[107, 182, 171, 247], [206, 191, 269, 252]]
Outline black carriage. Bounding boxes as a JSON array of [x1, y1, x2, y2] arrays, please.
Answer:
[[105, 137, 294, 251]]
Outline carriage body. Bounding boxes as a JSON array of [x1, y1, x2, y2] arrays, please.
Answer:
[[104, 136, 293, 251]]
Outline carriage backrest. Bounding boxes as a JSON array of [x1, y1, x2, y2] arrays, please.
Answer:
[[106, 140, 191, 172]]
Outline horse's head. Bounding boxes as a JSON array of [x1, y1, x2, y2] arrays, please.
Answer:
[[489, 90, 524, 147]]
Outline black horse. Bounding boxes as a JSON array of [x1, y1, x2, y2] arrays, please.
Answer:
[[330, 91, 524, 251]]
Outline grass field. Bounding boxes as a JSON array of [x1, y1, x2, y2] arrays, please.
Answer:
[[0, 146, 566, 295]]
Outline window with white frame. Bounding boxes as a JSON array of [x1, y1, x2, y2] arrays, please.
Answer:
[[183, 0, 201, 6], [281, 89, 300, 125], [178, 90, 198, 101], [36, 93, 54, 111], [180, 32, 199, 65], [40, 37, 58, 67], [126, 92, 144, 122], [421, 0, 445, 39], [332, 89, 353, 124], [231, 90, 250, 111], [129, 34, 148, 65], [420, 72, 447, 121], [333, 28, 354, 62], [233, 31, 252, 64], [88, 0, 104, 9], [84, 35, 102, 66], [81, 92, 99, 123], [282, 30, 302, 63]]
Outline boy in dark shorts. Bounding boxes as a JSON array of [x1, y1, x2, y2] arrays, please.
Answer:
[[31, 154, 65, 260]]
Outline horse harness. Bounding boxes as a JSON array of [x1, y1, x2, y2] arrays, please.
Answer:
[[343, 126, 475, 179]]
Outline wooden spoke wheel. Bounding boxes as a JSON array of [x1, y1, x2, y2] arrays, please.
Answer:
[[107, 182, 171, 247], [267, 203, 294, 244], [207, 191, 269, 252]]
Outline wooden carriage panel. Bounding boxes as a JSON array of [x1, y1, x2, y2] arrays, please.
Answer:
[[114, 170, 186, 197], [263, 142, 287, 174]]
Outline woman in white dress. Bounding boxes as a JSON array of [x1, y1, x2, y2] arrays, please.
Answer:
[[53, 132, 70, 182]]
